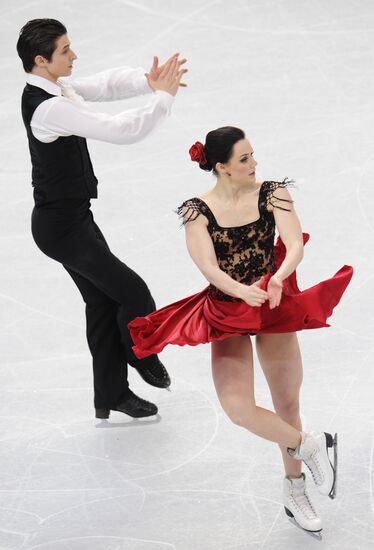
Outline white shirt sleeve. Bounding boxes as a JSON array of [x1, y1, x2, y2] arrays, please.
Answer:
[[30, 91, 174, 145], [59, 66, 152, 102]]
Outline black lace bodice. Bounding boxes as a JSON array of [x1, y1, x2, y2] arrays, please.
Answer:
[[177, 179, 293, 301]]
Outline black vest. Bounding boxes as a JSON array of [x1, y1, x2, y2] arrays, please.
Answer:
[[22, 83, 98, 206]]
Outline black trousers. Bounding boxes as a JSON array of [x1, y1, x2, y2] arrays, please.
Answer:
[[31, 199, 158, 409]]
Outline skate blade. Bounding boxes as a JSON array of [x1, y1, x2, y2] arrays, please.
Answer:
[[288, 518, 323, 540], [166, 386, 171, 392], [329, 432, 338, 500], [324, 431, 338, 499]]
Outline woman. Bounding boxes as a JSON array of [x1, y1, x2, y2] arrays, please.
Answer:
[[129, 126, 353, 537]]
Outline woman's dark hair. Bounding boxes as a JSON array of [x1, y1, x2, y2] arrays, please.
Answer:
[[201, 126, 245, 174], [16, 18, 67, 73]]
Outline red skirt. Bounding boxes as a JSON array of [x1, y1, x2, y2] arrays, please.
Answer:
[[129, 234, 353, 358]]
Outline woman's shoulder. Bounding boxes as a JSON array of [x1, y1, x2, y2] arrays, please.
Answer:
[[177, 196, 202, 207], [261, 177, 294, 193], [176, 196, 213, 226], [176, 196, 205, 214], [261, 178, 295, 212]]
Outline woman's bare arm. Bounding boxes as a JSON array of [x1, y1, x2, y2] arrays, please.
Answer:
[[267, 186, 304, 308], [182, 211, 268, 306]]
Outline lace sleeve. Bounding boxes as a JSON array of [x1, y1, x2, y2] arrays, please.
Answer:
[[265, 178, 295, 212], [176, 198, 202, 225]]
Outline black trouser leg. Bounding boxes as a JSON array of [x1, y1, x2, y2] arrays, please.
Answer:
[[64, 266, 129, 409], [61, 219, 158, 368], [32, 203, 160, 409]]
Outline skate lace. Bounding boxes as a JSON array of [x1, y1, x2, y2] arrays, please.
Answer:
[[305, 449, 324, 486], [291, 491, 318, 520]]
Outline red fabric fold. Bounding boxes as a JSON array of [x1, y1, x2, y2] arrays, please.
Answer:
[[129, 234, 353, 358]]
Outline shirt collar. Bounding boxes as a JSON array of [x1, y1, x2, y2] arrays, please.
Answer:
[[26, 74, 62, 96]]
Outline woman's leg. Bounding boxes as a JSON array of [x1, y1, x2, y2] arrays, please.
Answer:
[[255, 333, 303, 477], [211, 335, 301, 448]]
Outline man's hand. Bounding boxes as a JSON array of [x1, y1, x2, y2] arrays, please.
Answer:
[[146, 53, 188, 91]]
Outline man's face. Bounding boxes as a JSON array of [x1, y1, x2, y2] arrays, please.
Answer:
[[34, 34, 77, 80]]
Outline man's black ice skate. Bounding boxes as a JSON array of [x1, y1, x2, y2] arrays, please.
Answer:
[[95, 390, 158, 419], [288, 431, 338, 499], [134, 359, 171, 390]]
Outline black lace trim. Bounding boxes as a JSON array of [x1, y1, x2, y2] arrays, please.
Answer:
[[176, 202, 201, 225], [264, 178, 294, 212], [175, 197, 214, 227]]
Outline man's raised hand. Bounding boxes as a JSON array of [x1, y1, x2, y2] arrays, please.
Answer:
[[146, 53, 188, 93]]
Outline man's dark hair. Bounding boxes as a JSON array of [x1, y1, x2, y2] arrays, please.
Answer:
[[16, 18, 67, 73]]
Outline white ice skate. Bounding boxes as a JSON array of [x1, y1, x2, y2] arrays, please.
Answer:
[[287, 431, 337, 499], [283, 473, 322, 540]]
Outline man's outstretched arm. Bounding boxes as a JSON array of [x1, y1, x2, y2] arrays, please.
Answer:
[[31, 91, 174, 144], [60, 54, 187, 102], [60, 66, 152, 102], [30, 56, 186, 144]]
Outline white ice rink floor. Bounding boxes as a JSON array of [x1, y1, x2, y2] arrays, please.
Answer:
[[1, 1, 374, 548]]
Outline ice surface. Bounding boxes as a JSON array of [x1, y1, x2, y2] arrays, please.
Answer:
[[1, 1, 373, 548]]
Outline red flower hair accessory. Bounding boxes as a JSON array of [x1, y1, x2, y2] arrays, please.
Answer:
[[189, 141, 207, 165]]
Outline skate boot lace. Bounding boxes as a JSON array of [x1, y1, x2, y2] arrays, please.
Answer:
[[305, 449, 324, 486], [290, 490, 318, 520]]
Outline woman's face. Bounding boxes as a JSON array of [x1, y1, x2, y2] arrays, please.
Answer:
[[221, 138, 257, 184]]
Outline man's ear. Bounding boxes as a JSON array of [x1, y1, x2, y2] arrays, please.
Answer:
[[34, 54, 47, 67]]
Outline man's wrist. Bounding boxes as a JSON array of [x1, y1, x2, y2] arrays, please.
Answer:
[[144, 74, 155, 92], [139, 72, 154, 94]]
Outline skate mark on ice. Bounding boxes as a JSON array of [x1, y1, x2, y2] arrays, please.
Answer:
[[370, 436, 374, 518], [0, 292, 82, 329], [25, 535, 176, 549]]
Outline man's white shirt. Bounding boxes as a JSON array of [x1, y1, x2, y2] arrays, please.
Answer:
[[26, 67, 174, 145]]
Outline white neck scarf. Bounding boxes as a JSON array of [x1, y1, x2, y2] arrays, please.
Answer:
[[58, 81, 85, 103]]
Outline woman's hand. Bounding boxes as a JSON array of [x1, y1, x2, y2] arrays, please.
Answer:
[[146, 54, 188, 95], [240, 278, 269, 307], [267, 274, 283, 309]]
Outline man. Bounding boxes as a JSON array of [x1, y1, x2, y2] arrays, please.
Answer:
[[17, 18, 187, 419]]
